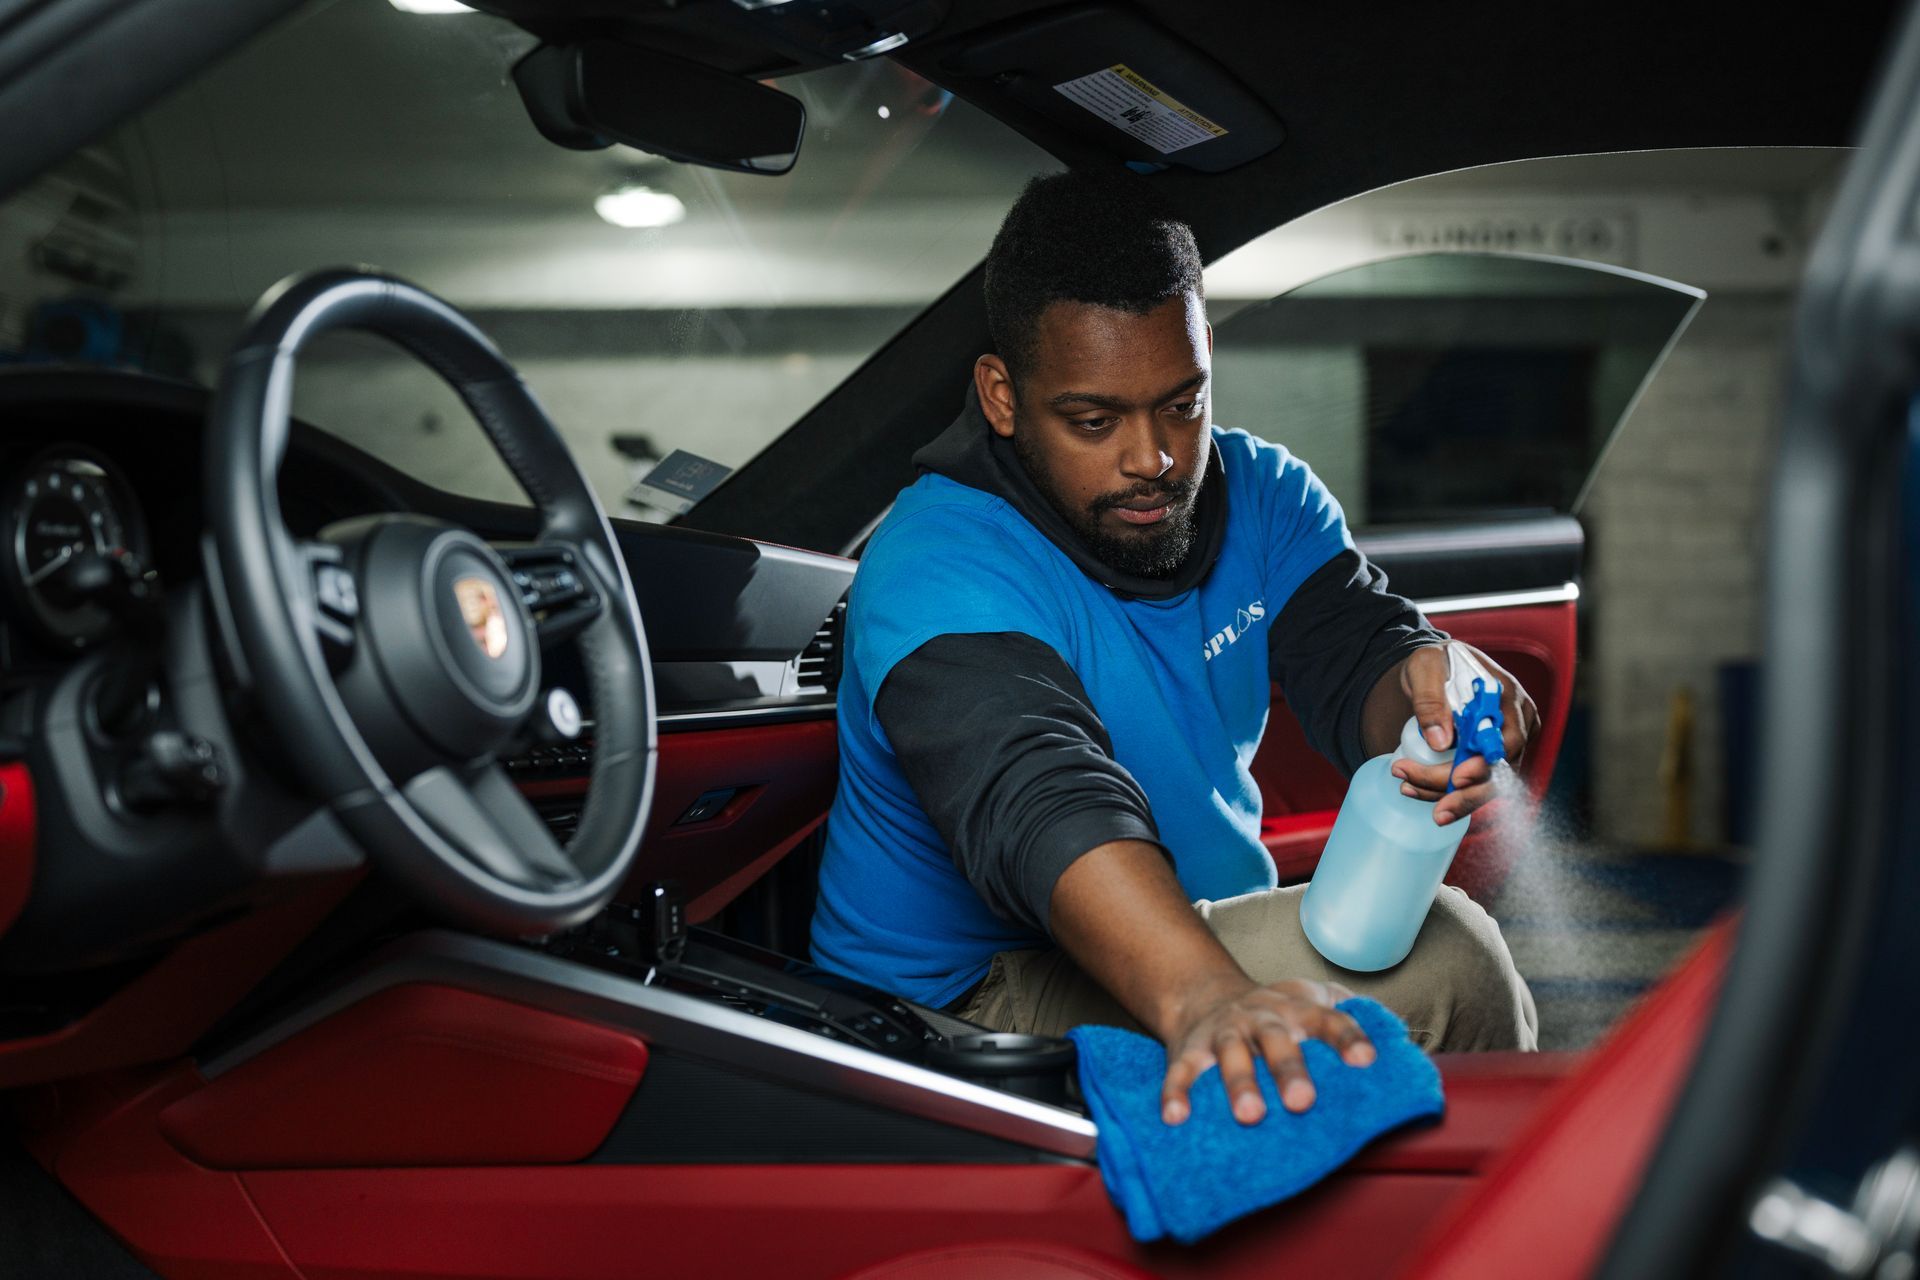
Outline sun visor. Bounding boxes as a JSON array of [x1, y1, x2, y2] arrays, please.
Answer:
[[943, 5, 1283, 173]]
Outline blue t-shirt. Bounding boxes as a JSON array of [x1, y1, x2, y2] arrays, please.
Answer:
[[810, 427, 1352, 1006]]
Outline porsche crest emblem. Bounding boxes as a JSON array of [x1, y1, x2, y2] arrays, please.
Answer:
[[454, 576, 510, 660]]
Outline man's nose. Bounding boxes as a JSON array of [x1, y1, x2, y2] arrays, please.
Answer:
[[1118, 416, 1174, 482]]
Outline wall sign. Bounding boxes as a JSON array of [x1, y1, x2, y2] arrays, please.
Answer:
[[1367, 210, 1637, 265]]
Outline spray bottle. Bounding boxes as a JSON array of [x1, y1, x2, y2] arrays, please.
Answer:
[[1299, 643, 1507, 972]]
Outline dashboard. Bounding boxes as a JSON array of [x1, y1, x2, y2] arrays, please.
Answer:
[[0, 365, 854, 987], [0, 368, 415, 680], [0, 367, 854, 714]]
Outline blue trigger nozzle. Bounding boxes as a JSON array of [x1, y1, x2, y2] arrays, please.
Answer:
[[1445, 677, 1506, 794]]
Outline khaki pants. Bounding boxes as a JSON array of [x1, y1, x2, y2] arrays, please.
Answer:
[[954, 883, 1539, 1053]]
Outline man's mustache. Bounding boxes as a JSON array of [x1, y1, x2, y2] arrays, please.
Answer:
[[1090, 475, 1199, 514]]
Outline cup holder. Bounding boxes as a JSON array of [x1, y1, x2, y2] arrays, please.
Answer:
[[923, 1032, 1079, 1106]]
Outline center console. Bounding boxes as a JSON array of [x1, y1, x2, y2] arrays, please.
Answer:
[[548, 893, 1087, 1115], [202, 893, 1095, 1163]]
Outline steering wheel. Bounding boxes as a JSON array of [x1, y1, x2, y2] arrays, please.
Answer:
[[203, 268, 656, 936]]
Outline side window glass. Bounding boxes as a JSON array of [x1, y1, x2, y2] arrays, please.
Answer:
[[1209, 253, 1702, 527]]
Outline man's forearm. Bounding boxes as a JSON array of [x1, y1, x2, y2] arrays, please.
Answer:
[[1047, 839, 1254, 1042]]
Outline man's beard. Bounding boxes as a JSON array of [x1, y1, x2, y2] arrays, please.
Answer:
[[1012, 427, 1201, 580]]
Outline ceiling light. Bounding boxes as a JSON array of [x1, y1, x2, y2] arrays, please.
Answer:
[[594, 186, 687, 229], [877, 106, 891, 120], [388, 0, 474, 12]]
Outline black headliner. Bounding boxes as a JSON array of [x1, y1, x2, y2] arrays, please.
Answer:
[[686, 0, 1901, 549]]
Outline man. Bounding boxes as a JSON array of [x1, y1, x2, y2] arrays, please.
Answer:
[[812, 170, 1540, 1128]]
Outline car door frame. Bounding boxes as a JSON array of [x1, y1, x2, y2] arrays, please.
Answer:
[[1599, 4, 1920, 1273]]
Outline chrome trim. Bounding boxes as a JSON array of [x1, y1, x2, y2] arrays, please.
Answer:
[[1416, 581, 1579, 615], [658, 700, 835, 731], [1357, 514, 1583, 559], [204, 931, 1097, 1160]]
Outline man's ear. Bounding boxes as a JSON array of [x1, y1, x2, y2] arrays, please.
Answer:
[[974, 355, 1018, 440], [1205, 322, 1214, 355]]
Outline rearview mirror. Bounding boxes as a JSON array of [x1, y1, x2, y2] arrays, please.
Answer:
[[513, 40, 805, 176]]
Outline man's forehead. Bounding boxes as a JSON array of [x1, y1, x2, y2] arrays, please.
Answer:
[[1034, 293, 1205, 342], [1028, 293, 1209, 393]]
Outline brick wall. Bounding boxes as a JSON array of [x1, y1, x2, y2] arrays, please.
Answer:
[[1580, 295, 1796, 846]]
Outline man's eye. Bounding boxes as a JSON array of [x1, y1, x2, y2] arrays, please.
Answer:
[[1170, 400, 1203, 418], [1072, 417, 1116, 433]]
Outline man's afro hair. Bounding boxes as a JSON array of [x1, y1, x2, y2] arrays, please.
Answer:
[[983, 169, 1204, 383]]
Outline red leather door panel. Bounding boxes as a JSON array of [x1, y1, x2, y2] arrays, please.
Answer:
[[521, 717, 838, 921], [1251, 599, 1576, 899], [33, 1041, 1578, 1280], [158, 984, 647, 1169]]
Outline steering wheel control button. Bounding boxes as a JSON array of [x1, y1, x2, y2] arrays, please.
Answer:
[[316, 564, 358, 619], [303, 544, 359, 655], [500, 544, 604, 646]]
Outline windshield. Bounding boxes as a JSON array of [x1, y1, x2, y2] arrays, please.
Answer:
[[0, 0, 1059, 518]]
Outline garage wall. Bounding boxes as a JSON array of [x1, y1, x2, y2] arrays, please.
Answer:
[[1211, 347, 1365, 509], [1580, 296, 1793, 847], [1199, 158, 1838, 850]]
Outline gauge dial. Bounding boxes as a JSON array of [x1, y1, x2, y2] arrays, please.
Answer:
[[3, 450, 151, 650]]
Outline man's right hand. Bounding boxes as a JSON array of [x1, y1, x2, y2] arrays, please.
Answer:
[[1050, 839, 1376, 1127], [1159, 976, 1374, 1125]]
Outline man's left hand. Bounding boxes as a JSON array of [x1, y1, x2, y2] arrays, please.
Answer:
[[1389, 644, 1539, 826]]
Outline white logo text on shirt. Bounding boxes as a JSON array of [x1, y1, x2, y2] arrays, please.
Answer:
[[1202, 599, 1266, 661]]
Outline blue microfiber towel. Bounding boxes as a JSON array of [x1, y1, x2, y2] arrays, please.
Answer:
[[1068, 997, 1444, 1244]]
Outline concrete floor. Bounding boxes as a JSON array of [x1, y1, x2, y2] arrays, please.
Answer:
[[1488, 844, 1745, 1051]]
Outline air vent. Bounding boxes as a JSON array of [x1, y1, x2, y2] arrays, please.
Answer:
[[793, 597, 846, 697]]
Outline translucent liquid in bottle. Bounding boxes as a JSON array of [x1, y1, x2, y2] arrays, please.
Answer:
[[1299, 717, 1469, 972]]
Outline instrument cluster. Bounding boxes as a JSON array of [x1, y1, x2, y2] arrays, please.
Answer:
[[0, 448, 153, 654]]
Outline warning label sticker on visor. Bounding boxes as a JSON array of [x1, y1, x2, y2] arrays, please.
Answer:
[[1053, 64, 1228, 155]]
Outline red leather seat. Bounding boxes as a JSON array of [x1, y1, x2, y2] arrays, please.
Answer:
[[1402, 917, 1736, 1278]]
